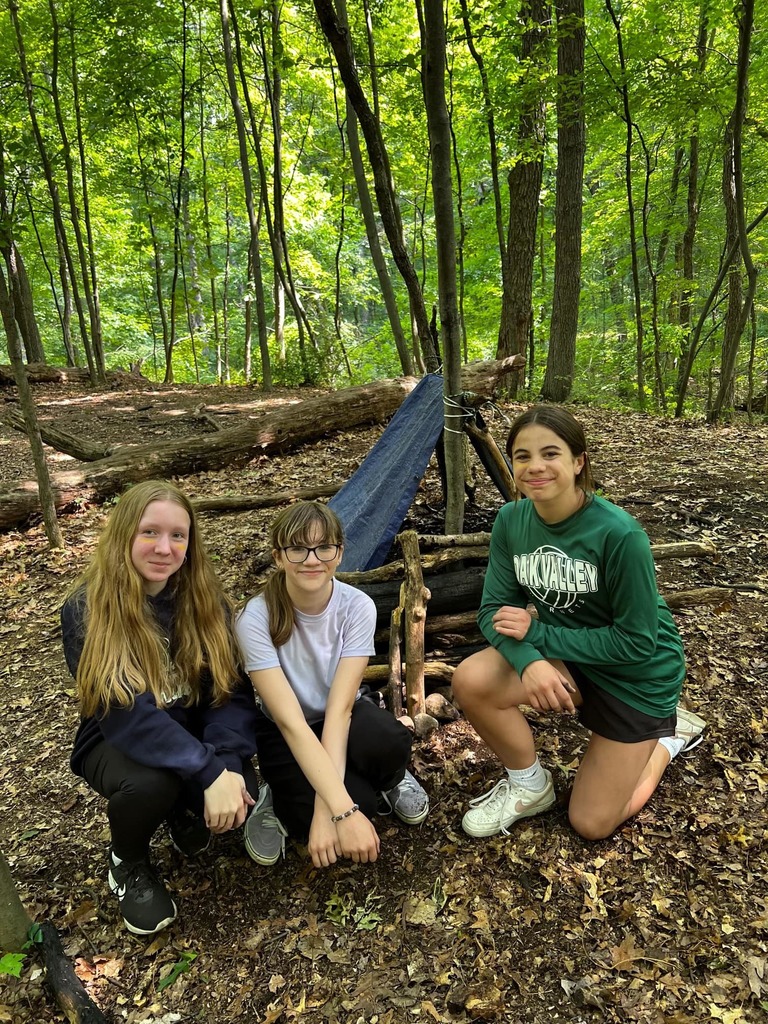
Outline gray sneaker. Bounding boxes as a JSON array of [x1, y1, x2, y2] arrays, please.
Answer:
[[244, 785, 287, 866], [380, 770, 429, 825]]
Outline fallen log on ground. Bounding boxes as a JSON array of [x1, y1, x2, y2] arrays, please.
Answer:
[[36, 923, 110, 1023], [192, 483, 340, 512], [2, 407, 113, 462], [0, 357, 522, 530], [0, 362, 143, 387]]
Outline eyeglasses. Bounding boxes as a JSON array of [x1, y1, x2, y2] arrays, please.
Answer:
[[280, 543, 341, 563]]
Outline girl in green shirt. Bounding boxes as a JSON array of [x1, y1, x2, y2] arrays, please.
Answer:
[[454, 406, 705, 840]]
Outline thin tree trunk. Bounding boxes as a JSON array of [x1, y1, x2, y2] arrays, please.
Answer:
[[335, 0, 411, 374], [162, 0, 191, 383], [709, 0, 756, 423], [675, 7, 710, 402], [47, 0, 105, 376], [197, 20, 226, 386], [421, 0, 464, 533], [314, 0, 439, 370], [8, 0, 98, 382], [67, 13, 103, 376], [606, 0, 645, 407], [540, 0, 585, 402], [458, 0, 506, 272], [0, 264, 63, 546], [18, 173, 73, 362], [133, 107, 170, 372], [220, 0, 269, 386], [447, 56, 468, 362]]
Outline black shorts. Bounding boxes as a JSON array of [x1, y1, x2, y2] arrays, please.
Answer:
[[565, 662, 676, 744]]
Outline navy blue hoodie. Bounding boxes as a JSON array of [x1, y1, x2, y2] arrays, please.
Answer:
[[62, 586, 257, 789]]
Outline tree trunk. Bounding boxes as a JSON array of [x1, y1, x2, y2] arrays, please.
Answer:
[[48, 0, 105, 376], [496, 0, 550, 396], [674, 6, 709, 401], [540, 0, 585, 402], [220, 0, 271, 389], [0, 358, 521, 530], [0, 849, 32, 952], [336, 0, 411, 375], [8, 0, 100, 382], [314, 0, 439, 369], [0, 266, 63, 546], [606, 0, 645, 407], [709, 0, 756, 423], [421, 0, 464, 533]]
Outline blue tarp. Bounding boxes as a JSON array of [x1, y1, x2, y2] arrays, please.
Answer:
[[330, 374, 446, 572]]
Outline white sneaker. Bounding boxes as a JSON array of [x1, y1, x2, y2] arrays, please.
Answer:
[[675, 706, 706, 753], [461, 772, 555, 838]]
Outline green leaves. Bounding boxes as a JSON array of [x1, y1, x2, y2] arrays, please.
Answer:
[[157, 950, 197, 991]]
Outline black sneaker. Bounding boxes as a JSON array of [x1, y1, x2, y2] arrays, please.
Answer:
[[168, 809, 211, 857], [108, 853, 177, 936]]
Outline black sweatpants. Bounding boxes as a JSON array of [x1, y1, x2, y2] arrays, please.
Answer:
[[82, 741, 259, 862], [254, 698, 412, 839]]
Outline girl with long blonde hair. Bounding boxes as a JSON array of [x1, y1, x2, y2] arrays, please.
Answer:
[[62, 480, 258, 936], [235, 501, 429, 869]]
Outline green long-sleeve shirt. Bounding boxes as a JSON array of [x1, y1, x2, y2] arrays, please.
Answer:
[[478, 495, 685, 717]]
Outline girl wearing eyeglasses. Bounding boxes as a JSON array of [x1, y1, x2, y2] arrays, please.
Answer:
[[235, 501, 428, 869]]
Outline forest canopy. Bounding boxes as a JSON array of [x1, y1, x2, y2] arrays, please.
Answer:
[[0, 0, 765, 418]]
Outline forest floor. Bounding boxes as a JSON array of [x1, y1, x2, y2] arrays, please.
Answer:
[[0, 377, 767, 1024]]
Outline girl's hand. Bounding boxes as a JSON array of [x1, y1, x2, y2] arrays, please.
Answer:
[[521, 660, 577, 715], [231, 771, 257, 821], [308, 812, 342, 869], [204, 769, 251, 833], [336, 811, 380, 864], [492, 605, 532, 640]]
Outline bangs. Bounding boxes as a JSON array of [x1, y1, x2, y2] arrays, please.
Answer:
[[272, 503, 344, 550]]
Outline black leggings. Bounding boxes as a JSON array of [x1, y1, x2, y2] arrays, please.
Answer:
[[82, 742, 258, 862], [254, 698, 413, 840]]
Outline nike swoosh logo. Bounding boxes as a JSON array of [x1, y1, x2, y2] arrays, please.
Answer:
[[515, 795, 546, 813], [115, 884, 126, 898]]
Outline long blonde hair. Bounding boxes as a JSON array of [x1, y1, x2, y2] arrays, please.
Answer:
[[69, 480, 240, 716], [262, 502, 344, 647]]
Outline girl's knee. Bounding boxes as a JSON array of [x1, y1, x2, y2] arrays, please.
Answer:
[[452, 659, 489, 709], [568, 802, 617, 842], [117, 768, 180, 810]]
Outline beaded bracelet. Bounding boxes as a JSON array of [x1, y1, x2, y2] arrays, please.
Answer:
[[330, 804, 359, 823]]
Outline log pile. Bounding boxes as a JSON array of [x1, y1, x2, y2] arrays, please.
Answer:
[[349, 533, 726, 732]]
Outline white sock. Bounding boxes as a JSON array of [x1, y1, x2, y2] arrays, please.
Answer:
[[506, 757, 548, 792], [111, 851, 122, 866], [659, 735, 686, 762]]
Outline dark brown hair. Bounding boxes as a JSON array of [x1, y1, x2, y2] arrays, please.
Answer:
[[506, 406, 595, 493]]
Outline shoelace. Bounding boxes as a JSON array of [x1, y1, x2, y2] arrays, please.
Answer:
[[468, 779, 510, 817], [115, 861, 161, 901], [260, 807, 287, 835]]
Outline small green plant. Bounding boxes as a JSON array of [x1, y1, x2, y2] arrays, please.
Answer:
[[0, 953, 26, 978], [325, 890, 383, 932], [0, 924, 41, 978], [157, 950, 197, 991]]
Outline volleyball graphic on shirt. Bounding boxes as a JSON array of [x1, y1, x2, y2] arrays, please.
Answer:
[[513, 545, 599, 611]]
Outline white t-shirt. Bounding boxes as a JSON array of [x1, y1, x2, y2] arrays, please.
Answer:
[[235, 580, 377, 724]]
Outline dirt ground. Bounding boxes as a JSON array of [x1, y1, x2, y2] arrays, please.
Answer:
[[0, 378, 766, 1024]]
